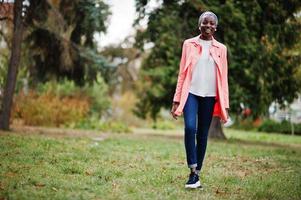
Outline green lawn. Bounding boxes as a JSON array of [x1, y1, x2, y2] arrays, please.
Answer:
[[0, 128, 300, 200]]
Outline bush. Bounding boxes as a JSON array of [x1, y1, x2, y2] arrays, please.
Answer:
[[36, 79, 79, 97], [231, 118, 257, 131], [258, 120, 301, 135], [13, 91, 90, 126], [36, 77, 110, 116], [84, 75, 110, 116], [12, 77, 110, 127]]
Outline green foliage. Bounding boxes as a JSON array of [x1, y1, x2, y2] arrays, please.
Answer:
[[71, 117, 132, 133], [0, 43, 31, 111], [36, 77, 110, 116], [13, 78, 110, 127], [134, 0, 301, 120], [258, 119, 301, 135], [83, 75, 111, 116], [152, 119, 176, 130], [24, 0, 113, 85], [0, 51, 9, 91], [36, 79, 79, 97], [13, 91, 90, 127], [134, 2, 197, 121], [231, 118, 257, 131], [0, 56, 8, 112]]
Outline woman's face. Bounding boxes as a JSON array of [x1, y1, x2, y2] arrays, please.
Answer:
[[199, 15, 217, 38]]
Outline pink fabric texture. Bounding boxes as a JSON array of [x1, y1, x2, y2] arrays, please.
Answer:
[[173, 35, 229, 122]]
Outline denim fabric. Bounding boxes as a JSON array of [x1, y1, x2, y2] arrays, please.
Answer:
[[183, 92, 215, 171]]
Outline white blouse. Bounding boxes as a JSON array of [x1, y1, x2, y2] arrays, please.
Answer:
[[189, 38, 216, 97]]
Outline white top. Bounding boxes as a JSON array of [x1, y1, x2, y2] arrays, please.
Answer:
[[189, 38, 216, 97]]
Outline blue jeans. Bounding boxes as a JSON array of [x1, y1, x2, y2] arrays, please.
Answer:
[[183, 93, 215, 171]]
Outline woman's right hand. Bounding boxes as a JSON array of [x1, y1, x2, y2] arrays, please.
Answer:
[[170, 102, 179, 120]]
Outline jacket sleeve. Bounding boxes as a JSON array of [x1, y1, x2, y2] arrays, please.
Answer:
[[173, 41, 187, 103], [222, 46, 229, 109]]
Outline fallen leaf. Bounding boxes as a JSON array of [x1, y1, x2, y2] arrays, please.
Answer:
[[85, 171, 92, 176], [5, 172, 17, 177], [35, 183, 45, 188], [215, 188, 226, 195], [0, 182, 5, 190]]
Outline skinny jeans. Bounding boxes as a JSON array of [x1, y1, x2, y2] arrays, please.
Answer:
[[183, 92, 215, 171]]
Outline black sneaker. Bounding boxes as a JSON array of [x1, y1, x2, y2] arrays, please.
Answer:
[[185, 172, 203, 189]]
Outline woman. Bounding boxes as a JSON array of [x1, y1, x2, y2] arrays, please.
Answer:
[[171, 11, 229, 189]]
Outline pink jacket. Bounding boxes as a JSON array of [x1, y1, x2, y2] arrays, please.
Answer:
[[173, 35, 229, 122]]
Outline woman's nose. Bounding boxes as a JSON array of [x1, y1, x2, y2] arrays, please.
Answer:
[[202, 24, 212, 28]]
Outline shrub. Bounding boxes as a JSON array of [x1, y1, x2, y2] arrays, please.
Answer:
[[36, 77, 110, 117], [231, 118, 257, 131], [83, 75, 110, 117], [13, 91, 90, 127], [12, 76, 110, 126], [258, 120, 301, 135], [36, 79, 80, 97]]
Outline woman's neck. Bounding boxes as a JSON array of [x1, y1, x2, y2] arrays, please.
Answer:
[[199, 34, 213, 41]]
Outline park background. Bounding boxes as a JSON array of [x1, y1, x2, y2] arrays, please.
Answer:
[[0, 0, 301, 199]]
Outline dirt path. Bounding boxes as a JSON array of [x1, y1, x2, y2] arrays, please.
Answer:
[[0, 125, 109, 141], [1, 126, 300, 151]]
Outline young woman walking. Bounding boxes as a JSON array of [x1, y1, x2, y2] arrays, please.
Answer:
[[171, 11, 229, 189]]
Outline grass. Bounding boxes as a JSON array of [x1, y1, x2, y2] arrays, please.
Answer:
[[225, 129, 301, 146], [0, 128, 300, 200]]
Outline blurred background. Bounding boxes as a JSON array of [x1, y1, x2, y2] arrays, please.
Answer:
[[0, 0, 301, 136]]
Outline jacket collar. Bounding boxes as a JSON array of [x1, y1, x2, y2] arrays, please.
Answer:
[[188, 35, 220, 48]]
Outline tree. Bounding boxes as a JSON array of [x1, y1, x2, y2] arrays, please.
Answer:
[[0, 2, 13, 93], [0, 0, 112, 130], [134, 0, 301, 138], [0, 0, 23, 130], [134, 1, 198, 123], [101, 43, 142, 95], [208, 117, 226, 139], [23, 0, 112, 86]]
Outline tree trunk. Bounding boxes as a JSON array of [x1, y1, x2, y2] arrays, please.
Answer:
[[209, 116, 226, 139], [0, 0, 23, 130]]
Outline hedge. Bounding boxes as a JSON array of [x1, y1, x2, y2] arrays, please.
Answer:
[[258, 120, 301, 135]]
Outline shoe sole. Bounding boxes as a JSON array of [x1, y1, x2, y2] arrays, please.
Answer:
[[185, 181, 203, 189]]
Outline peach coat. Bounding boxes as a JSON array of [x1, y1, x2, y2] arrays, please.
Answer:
[[173, 35, 229, 122]]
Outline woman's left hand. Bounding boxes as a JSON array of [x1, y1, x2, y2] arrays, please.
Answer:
[[220, 108, 230, 124]]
